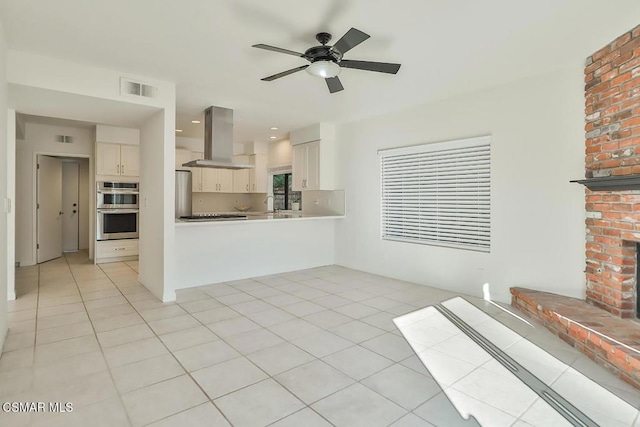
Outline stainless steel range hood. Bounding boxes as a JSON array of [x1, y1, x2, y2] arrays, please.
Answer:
[[182, 106, 254, 170]]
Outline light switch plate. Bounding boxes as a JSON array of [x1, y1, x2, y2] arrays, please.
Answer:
[[4, 198, 11, 214]]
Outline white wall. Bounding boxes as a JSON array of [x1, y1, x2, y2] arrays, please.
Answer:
[[7, 51, 174, 110], [139, 110, 175, 301], [335, 67, 586, 303], [174, 219, 337, 288], [15, 123, 93, 266], [268, 139, 292, 166], [6, 109, 15, 301], [0, 20, 9, 350]]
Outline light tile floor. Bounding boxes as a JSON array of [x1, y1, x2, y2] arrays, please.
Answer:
[[1, 251, 639, 426], [397, 297, 640, 426]]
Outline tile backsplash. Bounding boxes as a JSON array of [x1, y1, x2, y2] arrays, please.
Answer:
[[301, 190, 345, 216], [191, 190, 345, 216], [192, 193, 268, 214]]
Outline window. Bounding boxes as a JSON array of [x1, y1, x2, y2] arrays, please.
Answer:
[[380, 136, 490, 252], [273, 173, 302, 210]]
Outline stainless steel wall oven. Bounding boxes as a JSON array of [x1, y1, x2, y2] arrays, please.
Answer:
[[97, 182, 139, 240]]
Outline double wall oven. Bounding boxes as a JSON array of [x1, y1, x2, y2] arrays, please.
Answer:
[[97, 182, 139, 240]]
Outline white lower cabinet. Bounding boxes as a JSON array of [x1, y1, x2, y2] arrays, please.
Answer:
[[95, 239, 138, 263]]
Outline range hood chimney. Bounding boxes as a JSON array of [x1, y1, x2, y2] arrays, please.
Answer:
[[182, 106, 254, 170]]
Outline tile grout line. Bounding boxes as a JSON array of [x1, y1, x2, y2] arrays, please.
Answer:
[[64, 252, 136, 427], [96, 260, 237, 427]]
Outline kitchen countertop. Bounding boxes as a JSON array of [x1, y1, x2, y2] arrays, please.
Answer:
[[175, 211, 344, 225]]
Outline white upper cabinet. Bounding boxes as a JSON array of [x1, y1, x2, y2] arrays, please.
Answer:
[[202, 167, 233, 193], [120, 145, 140, 177], [96, 142, 140, 177], [290, 123, 336, 191], [96, 143, 121, 176], [292, 140, 320, 191], [250, 154, 268, 193], [233, 155, 251, 193], [217, 169, 233, 193], [182, 149, 232, 193], [292, 144, 306, 191]]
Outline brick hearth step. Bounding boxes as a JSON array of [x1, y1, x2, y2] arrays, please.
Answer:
[[511, 287, 640, 389]]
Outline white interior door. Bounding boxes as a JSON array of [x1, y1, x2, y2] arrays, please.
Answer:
[[62, 162, 79, 252], [37, 155, 63, 263]]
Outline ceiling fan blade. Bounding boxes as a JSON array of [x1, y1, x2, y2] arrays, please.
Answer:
[[261, 65, 309, 81], [331, 28, 370, 55], [339, 60, 401, 74], [325, 77, 344, 93], [252, 44, 307, 58]]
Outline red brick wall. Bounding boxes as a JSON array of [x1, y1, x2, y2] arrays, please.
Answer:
[[584, 25, 640, 318]]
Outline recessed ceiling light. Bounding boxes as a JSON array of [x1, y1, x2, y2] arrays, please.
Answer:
[[270, 136, 277, 139], [175, 129, 183, 133], [270, 127, 278, 130], [191, 120, 201, 124]]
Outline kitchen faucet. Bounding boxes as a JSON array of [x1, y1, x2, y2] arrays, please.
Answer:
[[264, 195, 278, 213]]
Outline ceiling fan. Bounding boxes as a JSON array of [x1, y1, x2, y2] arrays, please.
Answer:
[[252, 28, 401, 94]]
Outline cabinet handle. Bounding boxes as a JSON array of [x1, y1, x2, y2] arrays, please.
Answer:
[[117, 165, 120, 173], [246, 184, 249, 192], [121, 164, 125, 174]]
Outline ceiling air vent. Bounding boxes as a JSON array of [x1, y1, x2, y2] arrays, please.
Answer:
[[120, 77, 158, 98], [56, 135, 73, 143]]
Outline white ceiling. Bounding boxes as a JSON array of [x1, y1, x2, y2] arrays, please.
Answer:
[[1, 0, 639, 142]]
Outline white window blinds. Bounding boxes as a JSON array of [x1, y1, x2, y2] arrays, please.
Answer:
[[380, 136, 491, 252]]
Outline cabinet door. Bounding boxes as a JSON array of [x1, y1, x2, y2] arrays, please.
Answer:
[[120, 145, 140, 177], [96, 143, 121, 176], [292, 144, 306, 191], [251, 155, 268, 193], [233, 155, 250, 193], [201, 168, 218, 192], [191, 152, 203, 192], [305, 141, 320, 190], [218, 169, 234, 193]]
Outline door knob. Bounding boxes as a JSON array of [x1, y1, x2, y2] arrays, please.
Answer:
[[73, 203, 77, 207], [73, 210, 77, 214]]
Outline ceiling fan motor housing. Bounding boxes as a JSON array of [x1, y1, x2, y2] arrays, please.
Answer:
[[305, 45, 342, 63]]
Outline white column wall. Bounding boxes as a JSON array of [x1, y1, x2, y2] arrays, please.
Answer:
[[0, 21, 9, 349]]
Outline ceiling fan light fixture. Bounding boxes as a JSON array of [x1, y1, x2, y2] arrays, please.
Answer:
[[306, 60, 341, 78]]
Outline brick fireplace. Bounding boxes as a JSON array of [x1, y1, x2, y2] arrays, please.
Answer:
[[583, 25, 640, 318]]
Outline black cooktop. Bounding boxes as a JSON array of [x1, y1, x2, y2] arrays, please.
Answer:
[[180, 214, 247, 221]]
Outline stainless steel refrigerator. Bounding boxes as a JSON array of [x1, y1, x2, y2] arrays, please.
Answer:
[[175, 170, 192, 218]]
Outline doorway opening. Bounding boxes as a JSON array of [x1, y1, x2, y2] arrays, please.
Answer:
[[37, 155, 90, 263]]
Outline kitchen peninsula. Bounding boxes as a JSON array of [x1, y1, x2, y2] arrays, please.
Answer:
[[173, 210, 343, 292]]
